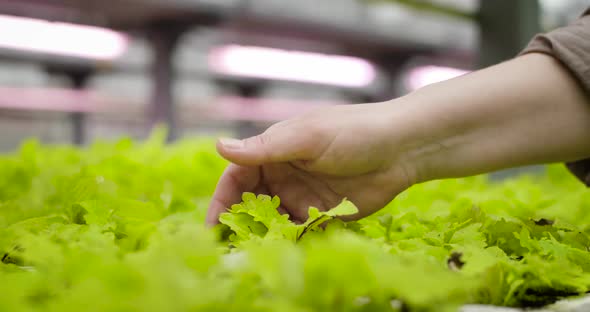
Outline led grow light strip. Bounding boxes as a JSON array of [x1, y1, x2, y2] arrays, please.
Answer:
[[209, 45, 376, 88], [0, 14, 128, 60], [0, 86, 113, 112]]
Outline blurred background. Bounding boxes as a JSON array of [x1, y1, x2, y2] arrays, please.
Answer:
[[0, 0, 587, 151]]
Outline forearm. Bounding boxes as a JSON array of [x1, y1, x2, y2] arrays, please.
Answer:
[[389, 53, 590, 183]]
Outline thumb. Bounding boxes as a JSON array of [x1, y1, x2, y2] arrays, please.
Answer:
[[217, 123, 315, 166]]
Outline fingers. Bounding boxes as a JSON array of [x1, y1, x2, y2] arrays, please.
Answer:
[[264, 167, 328, 223], [209, 114, 334, 225], [216, 120, 320, 166], [206, 164, 261, 225]]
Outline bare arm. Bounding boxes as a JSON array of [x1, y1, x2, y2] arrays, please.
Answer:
[[207, 53, 590, 224]]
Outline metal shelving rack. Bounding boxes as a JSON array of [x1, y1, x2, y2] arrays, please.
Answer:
[[0, 0, 537, 144]]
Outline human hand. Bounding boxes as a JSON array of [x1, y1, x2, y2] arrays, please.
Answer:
[[206, 103, 417, 225], [207, 54, 590, 225]]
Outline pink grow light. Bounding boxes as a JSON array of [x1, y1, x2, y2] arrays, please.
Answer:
[[0, 86, 115, 112], [209, 45, 376, 88], [0, 15, 128, 60], [406, 65, 469, 91], [209, 96, 344, 122]]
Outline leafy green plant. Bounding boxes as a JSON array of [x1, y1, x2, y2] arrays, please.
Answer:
[[1, 132, 590, 311]]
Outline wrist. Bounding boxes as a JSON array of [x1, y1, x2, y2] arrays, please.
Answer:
[[381, 82, 489, 185], [372, 98, 441, 186], [381, 95, 448, 185]]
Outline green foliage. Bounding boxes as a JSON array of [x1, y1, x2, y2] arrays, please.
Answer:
[[1, 132, 590, 311], [219, 193, 358, 243]]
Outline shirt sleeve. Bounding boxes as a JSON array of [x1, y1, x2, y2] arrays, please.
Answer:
[[520, 8, 590, 186]]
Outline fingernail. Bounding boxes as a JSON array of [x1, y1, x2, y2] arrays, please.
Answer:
[[219, 137, 244, 149]]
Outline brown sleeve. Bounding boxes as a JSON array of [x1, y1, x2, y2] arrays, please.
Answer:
[[520, 8, 590, 186]]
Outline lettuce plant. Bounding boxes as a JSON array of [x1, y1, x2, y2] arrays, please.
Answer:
[[1, 131, 590, 311]]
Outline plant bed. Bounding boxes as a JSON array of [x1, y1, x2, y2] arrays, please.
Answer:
[[2, 131, 590, 311]]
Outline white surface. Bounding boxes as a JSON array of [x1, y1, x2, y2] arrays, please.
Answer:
[[461, 295, 590, 312]]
